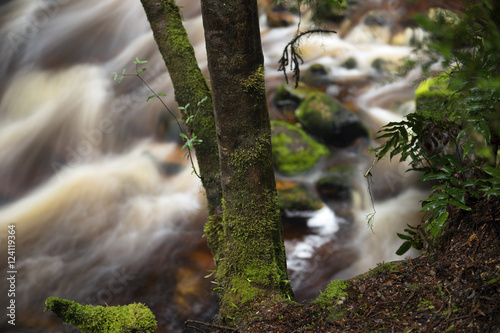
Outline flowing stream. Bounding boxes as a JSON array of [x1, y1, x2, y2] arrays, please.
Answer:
[[0, 1, 428, 331]]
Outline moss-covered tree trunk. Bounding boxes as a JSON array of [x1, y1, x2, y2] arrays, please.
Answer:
[[139, 0, 224, 261], [200, 0, 292, 317], [139, 0, 293, 319]]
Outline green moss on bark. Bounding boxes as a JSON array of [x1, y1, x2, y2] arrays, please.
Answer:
[[215, 130, 292, 317], [140, 0, 223, 261]]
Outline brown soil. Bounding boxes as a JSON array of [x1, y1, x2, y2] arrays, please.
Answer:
[[191, 196, 500, 333]]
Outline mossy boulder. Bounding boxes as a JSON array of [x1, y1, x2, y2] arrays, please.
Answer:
[[315, 174, 352, 203], [311, 0, 346, 23], [296, 92, 369, 147], [271, 120, 329, 175], [44, 297, 157, 333], [300, 64, 331, 87], [277, 182, 324, 212], [341, 57, 357, 69], [272, 82, 310, 111]]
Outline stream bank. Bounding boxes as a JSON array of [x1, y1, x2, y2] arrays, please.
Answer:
[[205, 195, 500, 332]]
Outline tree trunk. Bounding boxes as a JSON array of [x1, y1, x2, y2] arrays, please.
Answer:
[[139, 0, 224, 261], [200, 0, 293, 317]]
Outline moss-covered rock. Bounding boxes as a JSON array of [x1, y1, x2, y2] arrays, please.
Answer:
[[271, 82, 310, 112], [311, 0, 347, 24], [341, 57, 357, 69], [277, 183, 324, 212], [315, 174, 352, 203], [271, 120, 329, 175], [296, 92, 369, 147], [44, 297, 157, 333], [300, 64, 332, 87]]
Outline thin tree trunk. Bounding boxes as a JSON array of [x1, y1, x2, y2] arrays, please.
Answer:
[[200, 0, 293, 317], [139, 0, 224, 261]]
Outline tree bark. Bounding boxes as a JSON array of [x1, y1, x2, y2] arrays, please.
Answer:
[[139, 0, 224, 261], [200, 0, 292, 317]]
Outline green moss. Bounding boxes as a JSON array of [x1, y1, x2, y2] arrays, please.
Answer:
[[44, 297, 157, 333], [342, 57, 357, 69], [326, 164, 355, 174], [415, 73, 452, 100], [415, 73, 454, 122], [313, 280, 349, 322], [241, 65, 266, 99], [216, 131, 292, 318], [296, 92, 368, 147], [355, 261, 403, 279], [271, 120, 329, 175], [277, 186, 324, 211], [314, 280, 349, 305], [272, 82, 310, 109]]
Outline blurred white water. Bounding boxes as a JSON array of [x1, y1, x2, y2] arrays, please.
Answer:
[[0, 0, 428, 331]]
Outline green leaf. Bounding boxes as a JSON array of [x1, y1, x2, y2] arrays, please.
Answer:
[[397, 233, 412, 241], [396, 241, 412, 256], [462, 138, 474, 159], [421, 199, 448, 212], [158, 93, 166, 97], [485, 177, 500, 185], [426, 192, 449, 202], [133, 57, 148, 64], [197, 96, 208, 105], [377, 136, 398, 160], [448, 198, 471, 211], [443, 155, 462, 168], [430, 211, 449, 237], [398, 126, 409, 142], [147, 95, 156, 102], [138, 68, 147, 75], [484, 166, 500, 178], [419, 173, 451, 182], [456, 128, 467, 141], [444, 187, 466, 203], [474, 118, 491, 142]]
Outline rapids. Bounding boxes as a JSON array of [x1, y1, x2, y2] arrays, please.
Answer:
[[0, 1, 427, 331]]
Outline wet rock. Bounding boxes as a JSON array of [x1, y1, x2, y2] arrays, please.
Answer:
[[341, 57, 357, 69], [316, 174, 352, 203], [300, 64, 332, 87], [311, 0, 346, 24], [267, 9, 295, 27], [295, 92, 369, 147], [272, 82, 309, 112], [371, 58, 389, 73], [277, 180, 323, 212], [315, 164, 357, 218], [271, 120, 329, 176]]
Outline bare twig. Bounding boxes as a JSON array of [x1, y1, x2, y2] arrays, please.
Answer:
[[183, 319, 239, 332], [278, 29, 336, 88]]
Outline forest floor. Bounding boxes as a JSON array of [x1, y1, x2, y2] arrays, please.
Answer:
[[195, 195, 500, 333]]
